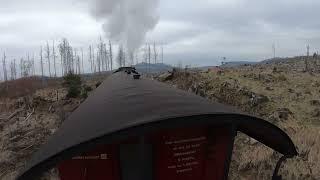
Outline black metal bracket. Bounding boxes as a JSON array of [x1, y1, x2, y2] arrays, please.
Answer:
[[272, 155, 289, 180]]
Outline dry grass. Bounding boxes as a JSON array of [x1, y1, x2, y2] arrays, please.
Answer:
[[162, 61, 320, 179]]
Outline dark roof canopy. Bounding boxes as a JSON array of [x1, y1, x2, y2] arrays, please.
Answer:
[[18, 72, 297, 179]]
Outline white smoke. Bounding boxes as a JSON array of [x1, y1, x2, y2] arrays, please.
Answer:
[[90, 0, 159, 53]]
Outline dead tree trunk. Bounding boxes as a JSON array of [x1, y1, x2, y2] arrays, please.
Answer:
[[153, 42, 157, 64], [78, 55, 81, 75], [32, 54, 35, 76], [9, 63, 13, 80], [96, 51, 100, 73], [81, 48, 84, 74], [135, 50, 138, 65], [305, 45, 310, 72], [46, 41, 51, 77], [98, 37, 104, 72], [161, 45, 163, 64], [40, 46, 44, 77], [53, 40, 57, 77], [92, 47, 96, 73], [109, 40, 113, 70], [97, 43, 101, 73], [2, 52, 8, 82], [60, 48, 64, 77], [13, 59, 17, 79], [20, 58, 23, 78], [148, 44, 151, 73], [27, 53, 30, 77], [89, 46, 93, 73], [104, 44, 108, 71]]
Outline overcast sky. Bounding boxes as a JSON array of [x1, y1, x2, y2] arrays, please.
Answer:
[[1, 0, 320, 67]]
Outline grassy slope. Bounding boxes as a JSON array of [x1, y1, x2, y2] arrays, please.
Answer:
[[164, 61, 320, 179]]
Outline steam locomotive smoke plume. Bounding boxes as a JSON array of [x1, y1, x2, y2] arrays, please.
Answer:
[[90, 0, 159, 53]]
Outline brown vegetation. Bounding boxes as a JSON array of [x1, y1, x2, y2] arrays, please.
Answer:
[[0, 77, 60, 98], [159, 60, 320, 179]]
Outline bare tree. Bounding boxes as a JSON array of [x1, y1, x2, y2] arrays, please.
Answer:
[[81, 48, 84, 74], [69, 47, 74, 73], [26, 53, 34, 77], [96, 51, 100, 73], [32, 54, 35, 76], [20, 58, 23, 78], [74, 48, 78, 74], [58, 39, 69, 76], [98, 37, 104, 72], [46, 41, 51, 77], [10, 61, 14, 80], [53, 40, 57, 77], [96, 37, 105, 73], [59, 38, 74, 75], [143, 44, 148, 63], [272, 43, 276, 59], [27, 53, 30, 68], [40, 46, 44, 77], [305, 44, 310, 72], [77, 54, 81, 75], [161, 45, 164, 64], [123, 47, 126, 67], [104, 43, 109, 71], [135, 50, 139, 65], [77, 55, 81, 75], [11, 59, 17, 80], [10, 62, 14, 80], [14, 59, 17, 79], [69, 46, 74, 73], [109, 40, 113, 70], [2, 52, 7, 82], [129, 52, 134, 66], [117, 45, 125, 67], [153, 42, 158, 64], [21, 58, 32, 77], [59, 44, 64, 76], [89, 45, 93, 73], [74, 48, 81, 74], [92, 47, 96, 73], [143, 44, 151, 73], [148, 44, 151, 68]]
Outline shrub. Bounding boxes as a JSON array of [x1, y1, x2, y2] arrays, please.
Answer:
[[81, 85, 93, 99], [83, 85, 93, 92], [81, 89, 88, 99], [63, 72, 82, 98]]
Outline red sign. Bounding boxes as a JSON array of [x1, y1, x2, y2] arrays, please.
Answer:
[[58, 145, 120, 180], [153, 127, 231, 180]]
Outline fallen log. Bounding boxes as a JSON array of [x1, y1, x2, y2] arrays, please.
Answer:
[[25, 108, 35, 121], [0, 106, 25, 121]]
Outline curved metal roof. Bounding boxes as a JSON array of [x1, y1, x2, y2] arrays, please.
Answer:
[[18, 72, 297, 179]]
